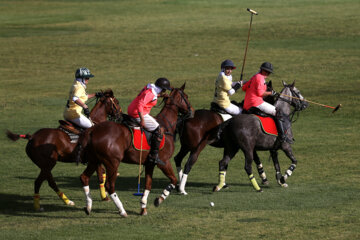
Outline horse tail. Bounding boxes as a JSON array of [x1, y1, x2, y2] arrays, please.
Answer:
[[6, 130, 32, 141]]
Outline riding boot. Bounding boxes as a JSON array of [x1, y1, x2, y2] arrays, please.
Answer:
[[147, 127, 165, 165], [275, 110, 286, 143], [73, 131, 86, 165]]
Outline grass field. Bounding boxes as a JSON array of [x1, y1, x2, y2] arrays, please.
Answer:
[[1, 0, 359, 239]]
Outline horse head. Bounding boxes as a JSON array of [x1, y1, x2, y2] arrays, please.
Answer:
[[91, 89, 122, 123], [166, 83, 194, 118], [277, 81, 308, 113]]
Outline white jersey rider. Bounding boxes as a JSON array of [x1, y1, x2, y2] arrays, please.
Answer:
[[212, 59, 242, 115]]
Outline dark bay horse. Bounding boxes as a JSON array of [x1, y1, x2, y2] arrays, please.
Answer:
[[174, 82, 275, 195], [6, 90, 122, 211], [80, 84, 194, 217], [215, 81, 308, 192]]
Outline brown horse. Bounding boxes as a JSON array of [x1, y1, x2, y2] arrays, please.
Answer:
[[174, 82, 275, 194], [6, 90, 122, 211], [80, 84, 194, 217]]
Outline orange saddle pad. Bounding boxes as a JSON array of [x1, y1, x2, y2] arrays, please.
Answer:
[[254, 115, 278, 136], [132, 128, 165, 151]]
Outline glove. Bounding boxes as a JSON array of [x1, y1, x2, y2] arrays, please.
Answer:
[[83, 107, 90, 118], [271, 90, 279, 97], [95, 92, 104, 98], [233, 82, 241, 91]]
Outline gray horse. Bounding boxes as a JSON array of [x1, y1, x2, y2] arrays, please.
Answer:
[[214, 81, 308, 192]]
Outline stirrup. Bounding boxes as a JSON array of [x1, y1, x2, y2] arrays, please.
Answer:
[[147, 154, 165, 166]]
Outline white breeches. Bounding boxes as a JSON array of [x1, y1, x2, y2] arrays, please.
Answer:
[[68, 114, 93, 128], [135, 114, 159, 132], [256, 102, 276, 116], [225, 103, 242, 115]]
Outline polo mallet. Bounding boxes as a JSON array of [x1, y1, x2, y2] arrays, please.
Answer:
[[133, 128, 144, 196], [280, 93, 342, 113], [240, 8, 258, 81]]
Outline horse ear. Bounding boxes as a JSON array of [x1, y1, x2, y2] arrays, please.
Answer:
[[180, 82, 186, 90], [291, 80, 296, 88], [282, 80, 287, 87], [267, 80, 272, 89]]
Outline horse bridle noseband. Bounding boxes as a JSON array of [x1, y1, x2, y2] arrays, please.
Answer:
[[277, 86, 307, 122]]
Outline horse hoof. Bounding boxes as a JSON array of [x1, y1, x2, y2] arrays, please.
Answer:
[[67, 201, 75, 206], [256, 189, 263, 193], [213, 186, 220, 192], [120, 211, 128, 218], [262, 180, 269, 185], [281, 183, 288, 188], [179, 190, 188, 195], [35, 207, 44, 212], [140, 208, 148, 216], [102, 196, 111, 202], [84, 207, 91, 215], [154, 197, 163, 207]]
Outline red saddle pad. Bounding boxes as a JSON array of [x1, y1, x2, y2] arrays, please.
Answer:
[[254, 115, 278, 136], [132, 128, 165, 151]]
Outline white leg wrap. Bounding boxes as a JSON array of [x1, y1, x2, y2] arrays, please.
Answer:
[[177, 167, 183, 181], [110, 192, 126, 214], [161, 184, 175, 200], [83, 186, 92, 209], [141, 190, 150, 209], [179, 174, 188, 195], [257, 163, 263, 169]]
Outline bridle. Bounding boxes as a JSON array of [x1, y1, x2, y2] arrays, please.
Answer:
[[277, 86, 307, 122], [157, 88, 193, 137]]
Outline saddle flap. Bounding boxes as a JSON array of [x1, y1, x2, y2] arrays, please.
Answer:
[[254, 115, 278, 136], [131, 127, 165, 151]]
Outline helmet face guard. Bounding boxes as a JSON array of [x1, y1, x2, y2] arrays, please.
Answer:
[[155, 78, 171, 91], [75, 67, 94, 79]]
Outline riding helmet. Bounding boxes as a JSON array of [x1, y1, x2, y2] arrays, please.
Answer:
[[155, 78, 171, 90], [260, 62, 273, 73], [75, 67, 94, 79], [221, 59, 236, 69]]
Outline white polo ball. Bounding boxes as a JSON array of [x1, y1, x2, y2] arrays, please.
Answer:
[[210, 202, 214, 207]]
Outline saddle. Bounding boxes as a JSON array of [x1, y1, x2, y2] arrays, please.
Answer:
[[58, 120, 83, 135], [121, 114, 166, 151]]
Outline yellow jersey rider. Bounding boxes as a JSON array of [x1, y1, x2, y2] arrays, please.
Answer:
[[64, 67, 102, 163], [212, 59, 242, 115], [63, 67, 99, 129]]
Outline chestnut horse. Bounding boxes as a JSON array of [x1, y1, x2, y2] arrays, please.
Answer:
[[174, 82, 275, 195], [80, 84, 194, 217], [6, 90, 122, 211]]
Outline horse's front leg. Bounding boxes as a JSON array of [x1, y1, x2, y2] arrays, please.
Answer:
[[104, 161, 127, 218], [270, 150, 287, 187], [140, 163, 156, 216], [174, 145, 189, 189], [179, 140, 208, 195], [281, 145, 297, 186], [253, 151, 269, 185], [80, 162, 97, 215], [154, 161, 176, 207]]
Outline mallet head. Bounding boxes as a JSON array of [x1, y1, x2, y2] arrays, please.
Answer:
[[247, 8, 258, 15], [332, 104, 342, 113]]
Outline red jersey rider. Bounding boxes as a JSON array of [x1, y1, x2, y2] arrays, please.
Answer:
[[127, 78, 172, 164], [242, 62, 286, 142]]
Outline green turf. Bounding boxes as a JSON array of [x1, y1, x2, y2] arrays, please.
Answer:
[[1, 0, 359, 239]]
